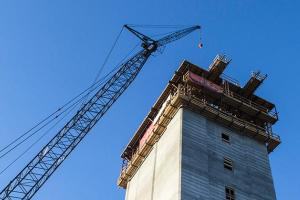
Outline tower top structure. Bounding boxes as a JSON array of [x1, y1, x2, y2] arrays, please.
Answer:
[[118, 54, 280, 189]]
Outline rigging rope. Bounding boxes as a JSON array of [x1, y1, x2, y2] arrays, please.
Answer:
[[0, 40, 139, 161], [0, 68, 116, 159], [81, 27, 124, 106], [0, 25, 147, 172], [93, 26, 124, 83], [0, 97, 81, 176], [0, 79, 103, 159], [126, 24, 190, 28]]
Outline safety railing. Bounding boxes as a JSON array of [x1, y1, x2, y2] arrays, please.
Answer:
[[208, 54, 231, 70], [119, 91, 180, 182], [194, 96, 280, 142], [184, 71, 278, 119], [225, 90, 278, 118], [119, 85, 280, 184], [221, 73, 240, 86], [269, 133, 280, 141], [251, 70, 267, 81]]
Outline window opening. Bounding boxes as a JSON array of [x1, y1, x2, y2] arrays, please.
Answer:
[[225, 187, 235, 200], [222, 133, 230, 143], [224, 157, 233, 171]]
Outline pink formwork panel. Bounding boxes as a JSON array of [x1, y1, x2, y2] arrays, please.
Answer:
[[139, 123, 154, 149], [189, 72, 223, 93]]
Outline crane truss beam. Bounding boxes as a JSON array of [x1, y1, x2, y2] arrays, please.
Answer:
[[0, 49, 151, 200], [0, 25, 200, 200]]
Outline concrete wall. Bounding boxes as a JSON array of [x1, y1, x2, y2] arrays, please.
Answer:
[[125, 108, 183, 200], [125, 107, 277, 200], [181, 108, 277, 200]]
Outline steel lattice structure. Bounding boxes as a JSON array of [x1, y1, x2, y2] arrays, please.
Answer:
[[0, 25, 200, 200]]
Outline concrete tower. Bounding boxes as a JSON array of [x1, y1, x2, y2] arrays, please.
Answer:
[[118, 55, 280, 200]]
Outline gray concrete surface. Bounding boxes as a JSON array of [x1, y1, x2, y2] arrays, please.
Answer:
[[125, 108, 277, 200], [125, 108, 182, 200], [181, 108, 276, 200]]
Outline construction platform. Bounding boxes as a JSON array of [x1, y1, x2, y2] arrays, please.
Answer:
[[117, 55, 280, 189]]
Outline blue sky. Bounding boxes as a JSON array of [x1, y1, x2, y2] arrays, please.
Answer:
[[0, 1, 299, 199]]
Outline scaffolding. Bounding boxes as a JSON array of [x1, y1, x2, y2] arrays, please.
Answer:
[[117, 55, 280, 189]]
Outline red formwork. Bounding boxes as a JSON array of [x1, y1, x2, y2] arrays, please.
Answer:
[[188, 72, 223, 93], [139, 123, 154, 149]]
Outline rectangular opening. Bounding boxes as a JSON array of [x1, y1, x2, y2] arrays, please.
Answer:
[[225, 187, 235, 200], [224, 157, 233, 171], [222, 133, 230, 143]]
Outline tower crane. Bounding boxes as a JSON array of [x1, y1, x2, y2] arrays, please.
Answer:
[[0, 24, 200, 200]]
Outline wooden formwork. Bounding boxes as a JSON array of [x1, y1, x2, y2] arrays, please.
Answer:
[[118, 58, 280, 189], [117, 91, 280, 188], [117, 93, 181, 188], [185, 71, 278, 125]]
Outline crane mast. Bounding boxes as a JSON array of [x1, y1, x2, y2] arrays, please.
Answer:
[[0, 25, 200, 200]]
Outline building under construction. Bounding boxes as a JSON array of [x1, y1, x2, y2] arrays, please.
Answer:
[[118, 55, 280, 200]]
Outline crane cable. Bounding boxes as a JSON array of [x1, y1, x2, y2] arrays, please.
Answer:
[[0, 66, 122, 158], [94, 26, 124, 83], [0, 30, 140, 170], [0, 24, 179, 160], [0, 99, 80, 176], [81, 26, 125, 106], [0, 77, 106, 159], [0, 26, 127, 159], [126, 24, 189, 28], [0, 66, 122, 174]]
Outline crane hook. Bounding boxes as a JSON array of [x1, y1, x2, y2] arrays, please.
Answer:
[[198, 30, 203, 48], [198, 42, 203, 48]]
